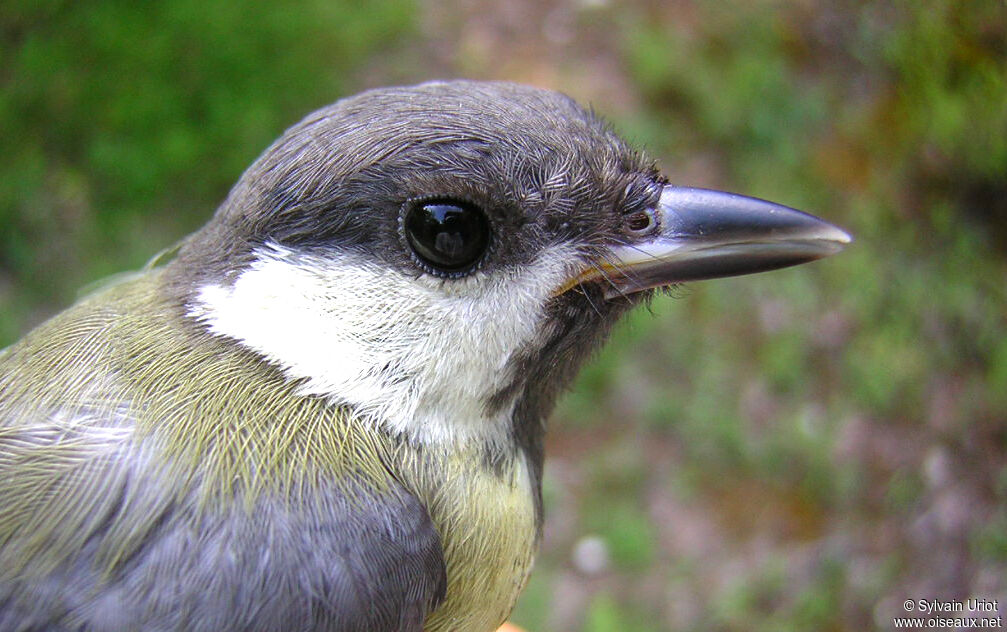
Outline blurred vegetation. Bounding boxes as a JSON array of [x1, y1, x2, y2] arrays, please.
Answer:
[[0, 0, 416, 340], [1, 1, 1004, 631]]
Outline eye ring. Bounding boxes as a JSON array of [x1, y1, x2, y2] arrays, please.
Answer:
[[399, 196, 493, 278]]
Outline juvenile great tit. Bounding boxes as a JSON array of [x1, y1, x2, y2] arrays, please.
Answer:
[[0, 80, 849, 631]]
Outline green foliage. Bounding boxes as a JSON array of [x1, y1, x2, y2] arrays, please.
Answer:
[[707, 556, 847, 632], [585, 501, 655, 571], [509, 570, 552, 631], [881, 0, 1007, 179], [0, 0, 415, 340], [584, 592, 659, 632]]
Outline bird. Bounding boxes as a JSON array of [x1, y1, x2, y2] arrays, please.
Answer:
[[0, 80, 849, 632]]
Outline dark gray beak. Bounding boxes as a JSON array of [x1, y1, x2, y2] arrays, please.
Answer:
[[574, 185, 851, 298]]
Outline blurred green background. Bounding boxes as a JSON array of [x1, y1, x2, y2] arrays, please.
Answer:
[[2, 1, 1004, 630]]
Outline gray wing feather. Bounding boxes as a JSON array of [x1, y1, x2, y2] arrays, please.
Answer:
[[0, 441, 447, 632]]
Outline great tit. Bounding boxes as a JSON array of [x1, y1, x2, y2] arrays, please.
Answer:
[[0, 80, 849, 631]]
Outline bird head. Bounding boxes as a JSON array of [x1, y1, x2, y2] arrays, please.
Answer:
[[175, 80, 849, 454]]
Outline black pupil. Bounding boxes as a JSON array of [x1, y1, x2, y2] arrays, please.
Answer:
[[405, 201, 490, 273]]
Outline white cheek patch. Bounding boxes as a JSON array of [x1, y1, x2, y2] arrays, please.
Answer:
[[187, 243, 581, 448]]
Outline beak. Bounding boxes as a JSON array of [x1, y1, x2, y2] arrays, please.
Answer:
[[573, 185, 851, 298]]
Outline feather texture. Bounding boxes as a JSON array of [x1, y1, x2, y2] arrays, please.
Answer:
[[0, 269, 536, 631]]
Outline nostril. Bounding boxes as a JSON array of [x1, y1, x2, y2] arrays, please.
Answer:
[[625, 209, 656, 235]]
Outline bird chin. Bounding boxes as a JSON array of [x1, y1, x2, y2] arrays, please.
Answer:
[[555, 277, 655, 306]]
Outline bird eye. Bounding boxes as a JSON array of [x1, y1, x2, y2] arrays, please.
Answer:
[[402, 199, 491, 276]]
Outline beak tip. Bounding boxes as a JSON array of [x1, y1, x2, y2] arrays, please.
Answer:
[[833, 226, 853, 246], [815, 222, 853, 253]]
